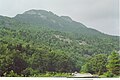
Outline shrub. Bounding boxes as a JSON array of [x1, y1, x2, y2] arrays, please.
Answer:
[[102, 71, 114, 77]]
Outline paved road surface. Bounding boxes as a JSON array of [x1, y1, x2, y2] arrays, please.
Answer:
[[73, 73, 97, 77]]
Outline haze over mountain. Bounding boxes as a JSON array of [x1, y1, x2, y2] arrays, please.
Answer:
[[0, 0, 118, 36], [14, 9, 112, 37]]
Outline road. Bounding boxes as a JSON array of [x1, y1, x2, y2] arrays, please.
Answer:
[[73, 73, 98, 78]]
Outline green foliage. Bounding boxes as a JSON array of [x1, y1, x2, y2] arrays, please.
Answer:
[[3, 70, 21, 77], [21, 68, 39, 77], [0, 10, 119, 77], [32, 72, 71, 77], [101, 71, 114, 77], [106, 51, 120, 76], [81, 51, 120, 78], [81, 54, 107, 75], [80, 63, 90, 73]]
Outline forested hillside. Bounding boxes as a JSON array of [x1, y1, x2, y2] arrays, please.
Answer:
[[0, 10, 119, 77]]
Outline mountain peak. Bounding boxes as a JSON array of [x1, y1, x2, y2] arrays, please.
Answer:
[[23, 9, 48, 14], [23, 9, 55, 16]]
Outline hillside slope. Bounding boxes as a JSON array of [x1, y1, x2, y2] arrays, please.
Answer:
[[0, 10, 119, 76]]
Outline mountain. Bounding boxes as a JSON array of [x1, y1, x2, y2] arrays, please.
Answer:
[[0, 9, 119, 55], [14, 9, 106, 37], [0, 9, 119, 76]]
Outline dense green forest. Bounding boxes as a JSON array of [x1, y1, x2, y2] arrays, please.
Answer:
[[0, 10, 120, 77]]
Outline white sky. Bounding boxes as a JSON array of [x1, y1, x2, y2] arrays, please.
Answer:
[[0, 0, 119, 36]]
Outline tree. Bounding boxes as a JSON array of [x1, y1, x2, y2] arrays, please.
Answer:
[[106, 51, 120, 76], [81, 63, 91, 73], [10, 56, 28, 74], [21, 68, 39, 77], [81, 54, 107, 75]]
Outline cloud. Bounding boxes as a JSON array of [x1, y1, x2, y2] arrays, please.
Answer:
[[0, 0, 119, 35]]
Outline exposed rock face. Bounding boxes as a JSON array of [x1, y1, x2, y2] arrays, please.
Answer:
[[54, 34, 72, 43]]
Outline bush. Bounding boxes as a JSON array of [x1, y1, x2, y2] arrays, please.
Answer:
[[21, 68, 39, 76], [102, 71, 114, 77], [3, 70, 21, 77]]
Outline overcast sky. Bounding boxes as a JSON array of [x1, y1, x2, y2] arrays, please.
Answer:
[[0, 0, 119, 36]]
